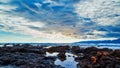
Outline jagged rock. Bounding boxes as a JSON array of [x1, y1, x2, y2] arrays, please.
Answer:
[[57, 52, 66, 61], [46, 46, 70, 52]]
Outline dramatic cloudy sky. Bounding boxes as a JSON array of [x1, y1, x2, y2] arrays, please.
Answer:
[[0, 0, 120, 43]]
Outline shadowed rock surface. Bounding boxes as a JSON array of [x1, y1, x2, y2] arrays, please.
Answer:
[[0, 44, 64, 68], [0, 43, 120, 68], [75, 47, 120, 68]]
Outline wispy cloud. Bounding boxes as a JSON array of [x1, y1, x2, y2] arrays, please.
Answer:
[[74, 0, 120, 39], [75, 0, 120, 26], [0, 0, 11, 3], [0, 0, 120, 43]]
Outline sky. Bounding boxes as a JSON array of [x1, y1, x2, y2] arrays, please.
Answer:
[[0, 0, 120, 43]]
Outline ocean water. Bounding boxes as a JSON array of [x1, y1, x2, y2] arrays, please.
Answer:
[[46, 52, 78, 68], [1, 43, 120, 49], [78, 44, 120, 49]]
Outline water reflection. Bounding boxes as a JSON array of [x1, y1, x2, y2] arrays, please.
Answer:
[[46, 52, 78, 68], [55, 53, 78, 68], [45, 52, 59, 57]]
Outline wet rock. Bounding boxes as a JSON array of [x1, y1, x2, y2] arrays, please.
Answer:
[[77, 60, 92, 68], [57, 52, 66, 61], [14, 60, 27, 66], [75, 47, 120, 68], [46, 46, 70, 52], [71, 46, 84, 54], [100, 48, 113, 52], [0, 44, 120, 68], [91, 56, 97, 63], [76, 53, 84, 57], [0, 45, 64, 68], [43, 56, 56, 61], [84, 47, 98, 54], [0, 57, 11, 65], [75, 57, 83, 62], [111, 50, 120, 57]]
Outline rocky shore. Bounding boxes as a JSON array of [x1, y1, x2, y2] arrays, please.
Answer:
[[0, 44, 120, 68]]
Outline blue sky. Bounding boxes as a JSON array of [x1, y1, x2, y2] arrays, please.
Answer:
[[0, 0, 120, 43]]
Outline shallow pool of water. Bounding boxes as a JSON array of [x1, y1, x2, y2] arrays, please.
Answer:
[[46, 52, 78, 68], [55, 53, 78, 68]]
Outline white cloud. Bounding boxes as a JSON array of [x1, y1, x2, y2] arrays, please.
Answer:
[[0, 0, 11, 3], [92, 30, 107, 35], [0, 11, 80, 43], [0, 4, 17, 11], [79, 37, 118, 41], [34, 3, 42, 8], [0, 0, 119, 43], [74, 0, 120, 26], [0, 14, 44, 36], [95, 16, 120, 26], [0, 1, 81, 43], [43, 0, 64, 7]]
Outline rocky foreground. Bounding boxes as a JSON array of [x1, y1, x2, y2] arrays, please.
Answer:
[[0, 44, 120, 68]]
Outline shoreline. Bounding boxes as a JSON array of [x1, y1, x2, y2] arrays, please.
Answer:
[[0, 44, 120, 68]]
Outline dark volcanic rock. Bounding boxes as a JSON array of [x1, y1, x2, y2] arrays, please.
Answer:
[[57, 52, 66, 61], [0, 44, 120, 68], [71, 46, 84, 54], [0, 44, 64, 68], [76, 47, 120, 68], [111, 50, 120, 57], [46, 46, 70, 52]]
